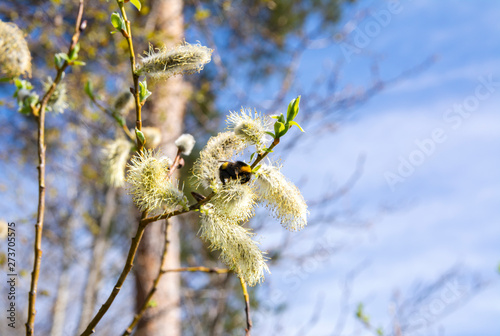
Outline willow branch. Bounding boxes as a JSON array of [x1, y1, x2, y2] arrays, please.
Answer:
[[122, 219, 172, 336], [117, 1, 143, 151], [79, 217, 149, 336], [168, 149, 182, 178], [251, 138, 280, 169], [26, 1, 85, 335], [141, 192, 215, 225], [163, 267, 230, 274], [88, 94, 134, 141], [240, 278, 252, 336]]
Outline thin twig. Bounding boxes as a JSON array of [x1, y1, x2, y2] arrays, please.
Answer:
[[77, 187, 117, 333], [117, 1, 143, 151], [26, 1, 85, 335], [163, 266, 230, 274], [168, 149, 182, 178], [240, 277, 252, 336], [122, 219, 172, 336], [79, 218, 149, 336], [141, 192, 215, 225], [251, 138, 279, 169], [88, 94, 135, 141]]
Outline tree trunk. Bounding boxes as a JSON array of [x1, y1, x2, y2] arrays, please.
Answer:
[[134, 0, 187, 335]]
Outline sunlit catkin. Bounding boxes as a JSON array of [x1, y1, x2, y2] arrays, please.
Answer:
[[226, 108, 272, 151], [0, 20, 31, 78], [255, 164, 308, 231], [126, 150, 188, 213], [136, 42, 212, 81], [175, 133, 196, 155], [102, 138, 133, 187], [199, 211, 269, 286]]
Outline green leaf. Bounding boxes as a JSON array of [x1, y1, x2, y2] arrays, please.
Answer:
[[288, 120, 305, 132], [135, 128, 145, 145], [263, 147, 274, 153], [139, 80, 152, 103], [252, 165, 262, 172], [68, 43, 80, 60], [278, 113, 285, 123], [130, 0, 142, 11], [72, 60, 86, 66], [110, 12, 124, 30], [54, 53, 69, 69], [270, 115, 279, 120], [286, 95, 301, 122], [265, 131, 275, 138], [274, 121, 286, 138], [84, 80, 94, 100], [249, 152, 256, 162], [356, 303, 364, 318]]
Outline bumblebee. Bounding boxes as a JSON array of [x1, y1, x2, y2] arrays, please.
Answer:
[[219, 161, 252, 185]]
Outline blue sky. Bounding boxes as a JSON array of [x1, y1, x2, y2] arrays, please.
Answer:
[[251, 1, 500, 335]]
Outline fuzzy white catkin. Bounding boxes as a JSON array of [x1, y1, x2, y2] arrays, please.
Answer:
[[102, 138, 133, 187], [211, 180, 257, 223], [175, 133, 196, 155], [0, 20, 31, 78], [255, 164, 308, 231], [226, 108, 272, 151], [136, 42, 212, 81], [126, 149, 187, 214], [199, 211, 269, 286]]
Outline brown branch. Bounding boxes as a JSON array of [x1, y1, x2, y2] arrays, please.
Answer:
[[251, 138, 279, 169], [240, 277, 252, 336], [117, 1, 143, 151], [77, 187, 117, 333], [122, 219, 172, 336], [25, 1, 85, 335], [140, 192, 215, 225], [79, 218, 149, 336], [163, 266, 230, 274], [168, 149, 182, 178]]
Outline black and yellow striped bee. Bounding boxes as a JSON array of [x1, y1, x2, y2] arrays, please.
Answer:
[[219, 161, 252, 185]]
